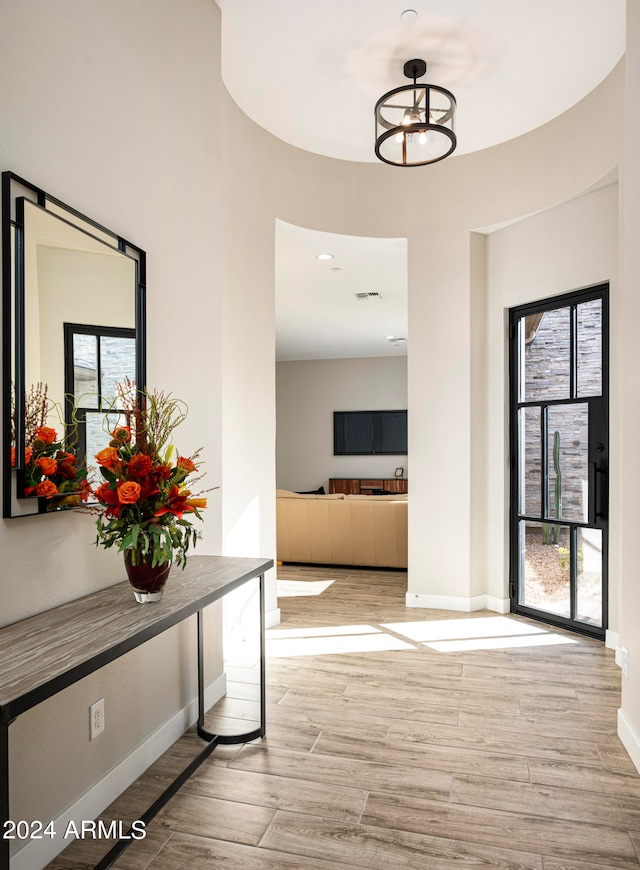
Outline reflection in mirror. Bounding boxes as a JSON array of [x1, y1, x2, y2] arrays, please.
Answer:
[[2, 172, 146, 517], [65, 324, 137, 490]]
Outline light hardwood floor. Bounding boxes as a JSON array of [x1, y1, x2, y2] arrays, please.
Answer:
[[49, 564, 640, 869]]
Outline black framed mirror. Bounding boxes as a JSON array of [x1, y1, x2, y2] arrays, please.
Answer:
[[2, 172, 146, 517]]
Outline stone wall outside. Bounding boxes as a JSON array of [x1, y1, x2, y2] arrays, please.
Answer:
[[521, 300, 602, 522]]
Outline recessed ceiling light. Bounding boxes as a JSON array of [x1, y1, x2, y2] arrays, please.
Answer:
[[331, 266, 342, 272], [316, 253, 333, 260], [401, 9, 418, 23]]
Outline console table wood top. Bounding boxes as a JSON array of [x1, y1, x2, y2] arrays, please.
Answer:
[[0, 554, 272, 724]]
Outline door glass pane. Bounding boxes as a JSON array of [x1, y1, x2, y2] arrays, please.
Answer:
[[100, 336, 136, 408], [519, 520, 570, 617], [546, 404, 589, 522], [577, 299, 602, 397], [577, 528, 603, 627], [73, 333, 99, 409], [521, 307, 571, 402], [519, 407, 541, 516]]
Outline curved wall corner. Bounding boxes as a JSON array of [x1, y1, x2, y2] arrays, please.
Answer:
[[220, 59, 623, 610]]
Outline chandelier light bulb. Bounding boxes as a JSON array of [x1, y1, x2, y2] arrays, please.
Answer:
[[418, 131, 428, 145]]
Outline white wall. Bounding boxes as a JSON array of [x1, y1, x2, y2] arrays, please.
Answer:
[[3, 1, 640, 860], [484, 182, 619, 616], [0, 2, 229, 863], [618, 0, 640, 771], [220, 142, 278, 621], [218, 33, 637, 756], [276, 356, 408, 492], [220, 56, 622, 612]]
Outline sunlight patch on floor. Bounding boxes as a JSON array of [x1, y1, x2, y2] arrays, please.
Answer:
[[276, 579, 335, 597], [266, 624, 414, 657], [270, 624, 382, 639], [266, 613, 579, 658], [383, 616, 578, 652], [421, 632, 578, 652]]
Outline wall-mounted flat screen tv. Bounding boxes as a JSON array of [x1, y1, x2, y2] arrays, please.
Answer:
[[333, 410, 407, 455]]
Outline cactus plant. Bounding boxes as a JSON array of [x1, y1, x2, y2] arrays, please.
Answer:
[[543, 430, 562, 544]]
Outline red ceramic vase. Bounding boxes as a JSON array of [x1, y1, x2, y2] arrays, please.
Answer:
[[124, 550, 171, 603]]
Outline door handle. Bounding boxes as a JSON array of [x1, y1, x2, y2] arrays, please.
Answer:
[[588, 462, 607, 524], [588, 462, 596, 526]]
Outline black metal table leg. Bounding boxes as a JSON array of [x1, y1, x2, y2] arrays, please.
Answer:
[[197, 606, 207, 735], [197, 574, 266, 745], [258, 571, 266, 735], [95, 573, 266, 870]]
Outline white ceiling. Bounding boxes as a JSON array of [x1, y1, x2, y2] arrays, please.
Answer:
[[217, 0, 626, 361], [276, 222, 408, 362]]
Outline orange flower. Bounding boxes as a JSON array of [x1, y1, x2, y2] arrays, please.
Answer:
[[57, 457, 78, 480], [95, 483, 120, 515], [154, 485, 192, 519], [177, 456, 197, 474], [95, 446, 120, 469], [152, 464, 172, 481], [127, 454, 152, 478], [117, 481, 141, 504], [35, 456, 58, 477], [35, 426, 57, 444], [77, 479, 93, 502], [185, 497, 207, 510], [36, 480, 58, 497]]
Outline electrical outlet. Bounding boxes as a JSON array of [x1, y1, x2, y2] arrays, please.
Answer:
[[621, 647, 629, 680], [90, 698, 105, 740]]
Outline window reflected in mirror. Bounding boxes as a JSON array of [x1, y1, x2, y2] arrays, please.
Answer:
[[2, 171, 146, 517], [65, 325, 136, 491]]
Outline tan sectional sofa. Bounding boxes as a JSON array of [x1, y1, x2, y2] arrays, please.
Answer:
[[276, 489, 408, 569]]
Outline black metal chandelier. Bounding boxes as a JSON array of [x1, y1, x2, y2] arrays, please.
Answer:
[[375, 59, 457, 167]]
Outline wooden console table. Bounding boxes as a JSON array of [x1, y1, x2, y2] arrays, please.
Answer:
[[329, 477, 408, 495], [0, 554, 272, 870]]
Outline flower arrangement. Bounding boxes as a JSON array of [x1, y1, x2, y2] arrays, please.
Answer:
[[93, 385, 209, 570], [11, 383, 91, 508]]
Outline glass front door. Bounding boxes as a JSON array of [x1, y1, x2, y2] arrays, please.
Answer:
[[509, 285, 609, 639]]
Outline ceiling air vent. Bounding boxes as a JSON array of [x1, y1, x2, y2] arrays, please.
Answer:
[[354, 292, 382, 300]]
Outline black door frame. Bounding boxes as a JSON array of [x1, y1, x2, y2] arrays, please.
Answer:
[[508, 283, 609, 640]]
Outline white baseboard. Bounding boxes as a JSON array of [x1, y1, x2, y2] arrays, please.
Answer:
[[266, 606, 281, 628], [406, 593, 509, 614], [606, 630, 626, 672], [484, 596, 511, 614], [606, 629, 619, 653], [618, 708, 640, 775], [13, 673, 227, 870]]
